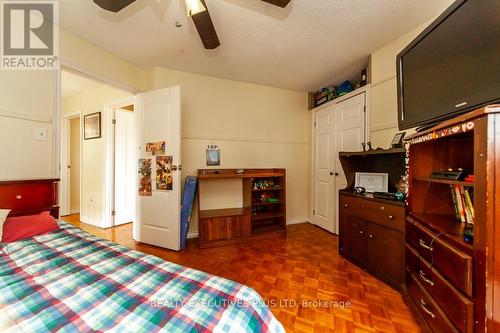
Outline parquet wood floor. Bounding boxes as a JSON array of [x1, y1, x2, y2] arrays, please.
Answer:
[[61, 214, 420, 333]]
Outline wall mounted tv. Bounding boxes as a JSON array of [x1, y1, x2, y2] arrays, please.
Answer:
[[397, 0, 500, 130]]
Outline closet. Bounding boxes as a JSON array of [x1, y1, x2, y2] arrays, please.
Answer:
[[311, 87, 369, 234]]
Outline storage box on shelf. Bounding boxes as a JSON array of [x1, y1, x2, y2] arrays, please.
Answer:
[[403, 105, 500, 333], [197, 169, 286, 248]]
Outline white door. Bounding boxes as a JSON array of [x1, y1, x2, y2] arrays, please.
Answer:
[[134, 87, 182, 250], [114, 109, 136, 226], [313, 106, 336, 233], [333, 93, 366, 233], [313, 92, 366, 235]]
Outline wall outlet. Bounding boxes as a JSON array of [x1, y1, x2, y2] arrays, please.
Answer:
[[35, 127, 48, 141]]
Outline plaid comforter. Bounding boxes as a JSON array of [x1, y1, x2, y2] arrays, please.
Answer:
[[0, 222, 284, 333]]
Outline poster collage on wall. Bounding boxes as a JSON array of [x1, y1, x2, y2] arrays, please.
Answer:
[[138, 141, 173, 196]]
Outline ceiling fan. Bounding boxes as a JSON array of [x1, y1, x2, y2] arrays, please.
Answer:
[[93, 0, 292, 49]]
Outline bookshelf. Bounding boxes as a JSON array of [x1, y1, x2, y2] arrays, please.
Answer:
[[403, 105, 500, 333], [197, 169, 286, 248]]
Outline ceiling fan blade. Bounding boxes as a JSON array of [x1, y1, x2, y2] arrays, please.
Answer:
[[261, 0, 291, 8], [93, 0, 136, 12], [191, 0, 220, 49]]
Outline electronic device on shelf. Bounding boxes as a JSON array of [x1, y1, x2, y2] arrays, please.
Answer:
[[373, 192, 406, 202], [431, 169, 466, 180]]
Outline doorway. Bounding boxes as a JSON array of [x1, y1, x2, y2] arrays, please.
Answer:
[[60, 113, 81, 217]]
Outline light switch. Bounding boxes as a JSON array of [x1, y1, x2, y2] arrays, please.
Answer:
[[35, 127, 48, 141]]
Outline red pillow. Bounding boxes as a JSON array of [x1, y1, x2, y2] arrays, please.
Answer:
[[2, 211, 59, 243]]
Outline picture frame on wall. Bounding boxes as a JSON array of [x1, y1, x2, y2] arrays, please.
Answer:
[[390, 132, 406, 148], [84, 112, 101, 140]]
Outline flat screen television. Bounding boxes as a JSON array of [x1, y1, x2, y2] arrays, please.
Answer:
[[397, 0, 500, 130]]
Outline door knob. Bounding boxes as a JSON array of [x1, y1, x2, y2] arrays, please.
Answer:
[[172, 165, 178, 171], [330, 172, 334, 175]]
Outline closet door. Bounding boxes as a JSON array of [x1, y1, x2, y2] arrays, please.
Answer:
[[333, 93, 366, 233]]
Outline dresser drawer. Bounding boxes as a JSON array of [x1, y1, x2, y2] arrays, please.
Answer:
[[340, 195, 404, 232], [406, 244, 474, 333], [407, 272, 459, 333], [406, 219, 473, 297]]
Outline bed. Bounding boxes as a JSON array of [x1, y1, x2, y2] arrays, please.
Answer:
[[0, 179, 284, 332]]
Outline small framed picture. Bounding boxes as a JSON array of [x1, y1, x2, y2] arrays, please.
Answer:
[[390, 132, 406, 148], [355, 172, 388, 193], [206, 145, 220, 166], [84, 112, 101, 140]]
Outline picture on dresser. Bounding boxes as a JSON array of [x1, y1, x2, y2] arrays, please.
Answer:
[[355, 172, 388, 193]]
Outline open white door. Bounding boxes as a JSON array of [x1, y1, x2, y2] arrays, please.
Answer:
[[114, 109, 136, 226], [134, 87, 182, 250], [313, 106, 336, 233]]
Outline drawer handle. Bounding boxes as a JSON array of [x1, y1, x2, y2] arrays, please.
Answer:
[[420, 299, 436, 319], [419, 239, 434, 251], [369, 234, 374, 239], [359, 230, 364, 235], [15, 194, 22, 200], [388, 215, 394, 220], [419, 270, 435, 286], [344, 204, 349, 208]]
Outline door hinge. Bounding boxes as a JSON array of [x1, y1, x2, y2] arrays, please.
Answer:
[[314, 121, 316, 127], [112, 210, 116, 216], [363, 106, 366, 113], [112, 119, 116, 125], [313, 210, 315, 215]]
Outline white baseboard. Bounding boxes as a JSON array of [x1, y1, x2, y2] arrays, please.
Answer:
[[185, 217, 312, 239]]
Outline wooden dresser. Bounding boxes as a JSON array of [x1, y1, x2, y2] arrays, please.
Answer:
[[338, 149, 407, 290], [403, 106, 500, 332]]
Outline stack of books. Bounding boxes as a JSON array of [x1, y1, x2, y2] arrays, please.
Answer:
[[450, 184, 474, 224], [314, 87, 337, 107]]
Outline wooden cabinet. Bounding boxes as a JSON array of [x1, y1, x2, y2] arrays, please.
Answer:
[[403, 106, 500, 332], [339, 193, 405, 290], [197, 169, 286, 248]]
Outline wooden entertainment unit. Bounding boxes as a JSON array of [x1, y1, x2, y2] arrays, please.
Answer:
[[197, 169, 286, 248], [338, 149, 407, 290], [403, 105, 500, 333]]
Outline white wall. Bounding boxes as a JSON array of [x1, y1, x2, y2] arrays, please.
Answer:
[[149, 67, 310, 233], [0, 70, 56, 179], [62, 85, 133, 227]]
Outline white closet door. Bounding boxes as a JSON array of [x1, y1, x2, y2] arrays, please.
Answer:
[[312, 92, 366, 235], [333, 92, 366, 233]]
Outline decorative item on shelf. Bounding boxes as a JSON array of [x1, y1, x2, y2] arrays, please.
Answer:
[[360, 68, 368, 86], [253, 179, 275, 190], [431, 168, 466, 180], [314, 86, 337, 107], [206, 145, 220, 166], [396, 175, 407, 193], [464, 174, 475, 183], [463, 223, 474, 244], [355, 172, 388, 193], [354, 186, 366, 195], [373, 191, 406, 202], [235, 169, 244, 175], [390, 132, 406, 149], [337, 80, 353, 97]]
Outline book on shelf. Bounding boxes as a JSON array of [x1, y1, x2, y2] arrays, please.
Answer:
[[450, 184, 474, 224]]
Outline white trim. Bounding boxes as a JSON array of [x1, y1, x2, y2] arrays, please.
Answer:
[[0, 108, 52, 123], [60, 61, 140, 95], [287, 217, 310, 225], [60, 110, 82, 217], [103, 97, 136, 229]]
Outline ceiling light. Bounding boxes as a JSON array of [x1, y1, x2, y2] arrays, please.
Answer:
[[185, 0, 206, 16]]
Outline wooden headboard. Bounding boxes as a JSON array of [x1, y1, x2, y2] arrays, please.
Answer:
[[0, 179, 60, 219]]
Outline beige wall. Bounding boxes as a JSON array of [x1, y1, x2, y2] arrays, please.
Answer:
[[62, 85, 133, 226], [70, 117, 81, 213], [149, 67, 310, 233], [369, 19, 436, 147], [0, 70, 55, 179]]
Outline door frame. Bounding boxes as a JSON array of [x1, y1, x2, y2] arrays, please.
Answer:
[[103, 96, 137, 228], [310, 85, 371, 234], [60, 110, 82, 216]]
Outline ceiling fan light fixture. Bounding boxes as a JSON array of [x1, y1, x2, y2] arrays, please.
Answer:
[[185, 0, 206, 16]]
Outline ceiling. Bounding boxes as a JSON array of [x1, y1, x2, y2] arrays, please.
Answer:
[[59, 0, 453, 92], [61, 70, 101, 97]]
